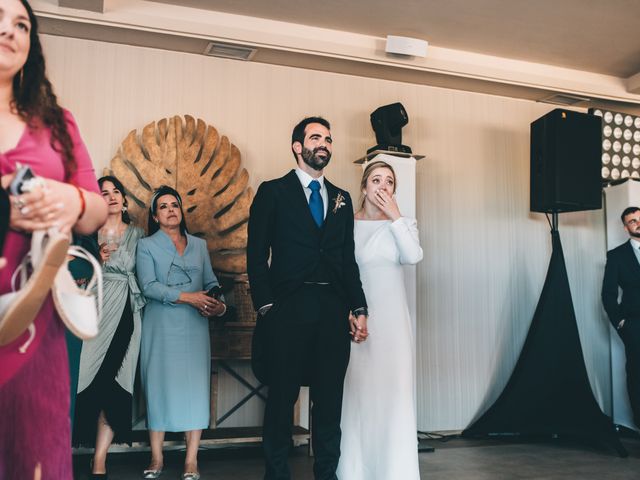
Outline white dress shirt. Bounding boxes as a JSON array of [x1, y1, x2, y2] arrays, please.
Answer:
[[632, 238, 640, 265], [295, 168, 328, 219], [616, 238, 640, 330]]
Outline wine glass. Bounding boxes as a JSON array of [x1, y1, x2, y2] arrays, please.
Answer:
[[99, 229, 121, 253]]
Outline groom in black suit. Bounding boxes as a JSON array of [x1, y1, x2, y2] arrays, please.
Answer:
[[602, 206, 640, 427], [248, 116, 368, 480]]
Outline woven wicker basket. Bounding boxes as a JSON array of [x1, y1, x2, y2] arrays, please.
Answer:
[[210, 274, 256, 359]]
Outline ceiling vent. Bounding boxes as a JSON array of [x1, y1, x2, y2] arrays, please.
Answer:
[[539, 93, 591, 106], [204, 42, 257, 61]]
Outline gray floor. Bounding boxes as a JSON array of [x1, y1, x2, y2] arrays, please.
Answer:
[[74, 436, 640, 479]]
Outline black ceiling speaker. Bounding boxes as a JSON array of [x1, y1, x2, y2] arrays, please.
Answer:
[[367, 102, 412, 155]]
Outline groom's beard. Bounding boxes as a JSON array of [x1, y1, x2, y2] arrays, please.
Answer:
[[301, 146, 331, 171], [629, 230, 640, 240]]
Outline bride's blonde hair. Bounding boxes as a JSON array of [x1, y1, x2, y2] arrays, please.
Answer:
[[359, 160, 397, 209]]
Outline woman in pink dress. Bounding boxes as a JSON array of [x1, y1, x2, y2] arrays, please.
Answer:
[[0, 1, 107, 478]]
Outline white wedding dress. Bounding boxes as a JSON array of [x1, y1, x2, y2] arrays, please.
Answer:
[[337, 217, 423, 480]]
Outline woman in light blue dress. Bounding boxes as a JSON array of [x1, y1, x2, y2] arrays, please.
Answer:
[[137, 186, 226, 480]]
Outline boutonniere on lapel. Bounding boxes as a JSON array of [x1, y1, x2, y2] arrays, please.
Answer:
[[332, 192, 346, 214]]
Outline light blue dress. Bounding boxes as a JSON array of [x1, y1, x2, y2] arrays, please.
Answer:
[[137, 230, 218, 432]]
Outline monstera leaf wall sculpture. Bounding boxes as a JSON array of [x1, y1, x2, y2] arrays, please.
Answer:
[[105, 115, 252, 274]]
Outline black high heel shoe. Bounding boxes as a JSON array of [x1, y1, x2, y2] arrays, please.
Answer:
[[88, 459, 108, 479]]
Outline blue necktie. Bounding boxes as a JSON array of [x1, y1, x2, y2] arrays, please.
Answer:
[[308, 180, 324, 228]]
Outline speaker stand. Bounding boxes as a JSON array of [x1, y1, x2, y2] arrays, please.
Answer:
[[417, 431, 439, 453], [418, 444, 435, 453], [462, 210, 626, 457]]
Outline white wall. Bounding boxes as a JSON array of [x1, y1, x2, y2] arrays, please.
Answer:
[[41, 34, 612, 431]]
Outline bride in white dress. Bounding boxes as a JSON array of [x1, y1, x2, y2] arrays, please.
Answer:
[[337, 160, 423, 480]]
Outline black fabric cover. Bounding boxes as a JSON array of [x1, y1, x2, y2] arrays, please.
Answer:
[[463, 231, 626, 457]]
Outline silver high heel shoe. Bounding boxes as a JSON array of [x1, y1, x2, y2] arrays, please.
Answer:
[[141, 467, 163, 479]]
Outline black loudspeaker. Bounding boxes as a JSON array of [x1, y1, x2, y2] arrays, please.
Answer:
[[530, 109, 602, 213]]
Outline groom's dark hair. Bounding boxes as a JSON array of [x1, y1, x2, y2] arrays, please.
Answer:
[[291, 116, 331, 161], [622, 206, 640, 223]]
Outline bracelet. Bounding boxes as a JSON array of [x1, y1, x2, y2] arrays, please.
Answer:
[[75, 185, 86, 221]]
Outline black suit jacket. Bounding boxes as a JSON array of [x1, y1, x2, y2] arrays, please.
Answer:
[[602, 240, 640, 328], [247, 170, 366, 312]]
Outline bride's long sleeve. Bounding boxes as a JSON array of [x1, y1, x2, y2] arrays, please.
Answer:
[[389, 217, 423, 265]]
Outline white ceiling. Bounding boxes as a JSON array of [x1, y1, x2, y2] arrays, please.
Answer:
[[31, 0, 640, 113], [148, 0, 640, 78]]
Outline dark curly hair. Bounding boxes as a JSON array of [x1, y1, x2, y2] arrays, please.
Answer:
[[11, 0, 76, 180]]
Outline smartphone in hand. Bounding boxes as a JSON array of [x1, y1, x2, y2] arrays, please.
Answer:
[[8, 165, 35, 196], [207, 285, 223, 299]]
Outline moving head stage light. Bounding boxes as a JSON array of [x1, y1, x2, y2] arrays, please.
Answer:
[[367, 102, 412, 155]]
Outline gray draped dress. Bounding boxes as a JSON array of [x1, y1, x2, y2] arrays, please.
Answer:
[[73, 225, 145, 445]]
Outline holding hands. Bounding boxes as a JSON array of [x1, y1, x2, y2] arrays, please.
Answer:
[[349, 313, 369, 343]]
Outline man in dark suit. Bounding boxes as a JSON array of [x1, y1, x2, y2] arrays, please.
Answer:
[[602, 205, 640, 427], [248, 116, 368, 480]]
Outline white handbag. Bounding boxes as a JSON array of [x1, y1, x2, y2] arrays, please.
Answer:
[[50, 242, 103, 341], [0, 228, 69, 348]]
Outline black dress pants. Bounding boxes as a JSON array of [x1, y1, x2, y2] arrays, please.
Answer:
[[261, 284, 350, 480], [620, 317, 640, 428]]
